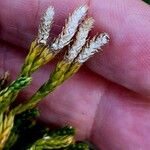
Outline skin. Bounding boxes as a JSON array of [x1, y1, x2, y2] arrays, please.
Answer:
[[0, 0, 150, 149]]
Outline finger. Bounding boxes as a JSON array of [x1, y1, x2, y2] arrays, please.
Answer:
[[0, 0, 88, 48], [1, 0, 150, 97], [90, 83, 150, 150], [87, 0, 150, 97]]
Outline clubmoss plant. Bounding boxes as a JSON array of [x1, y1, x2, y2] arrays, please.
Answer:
[[0, 5, 109, 150]]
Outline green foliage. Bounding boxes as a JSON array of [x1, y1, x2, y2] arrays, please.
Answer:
[[143, 0, 150, 4], [4, 108, 40, 150], [29, 126, 75, 150], [0, 76, 31, 114]]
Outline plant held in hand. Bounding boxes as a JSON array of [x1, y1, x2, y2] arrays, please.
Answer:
[[0, 5, 109, 150]]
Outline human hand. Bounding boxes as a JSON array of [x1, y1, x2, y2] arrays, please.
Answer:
[[0, 0, 150, 149]]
